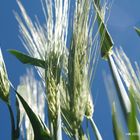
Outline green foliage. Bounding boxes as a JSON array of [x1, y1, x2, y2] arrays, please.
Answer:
[[15, 97, 20, 138], [15, 89, 51, 140], [112, 103, 124, 140], [128, 87, 139, 140], [93, 0, 114, 60], [9, 50, 46, 68]]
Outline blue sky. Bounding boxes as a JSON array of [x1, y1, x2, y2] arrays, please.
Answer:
[[0, 0, 140, 139]]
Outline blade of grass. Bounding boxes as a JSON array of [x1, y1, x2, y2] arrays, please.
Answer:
[[15, 97, 20, 138], [93, 0, 114, 60], [10, 84, 51, 140], [7, 103, 16, 140], [112, 102, 124, 140], [128, 87, 139, 140], [9, 50, 46, 68]]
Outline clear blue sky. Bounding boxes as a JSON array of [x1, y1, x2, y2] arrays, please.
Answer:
[[0, 0, 140, 139]]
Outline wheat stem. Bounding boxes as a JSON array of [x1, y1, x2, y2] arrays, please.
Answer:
[[7, 103, 16, 140], [89, 118, 102, 140]]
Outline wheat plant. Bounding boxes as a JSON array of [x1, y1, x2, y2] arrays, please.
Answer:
[[0, 0, 140, 140]]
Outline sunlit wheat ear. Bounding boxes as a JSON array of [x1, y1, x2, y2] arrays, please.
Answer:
[[108, 54, 131, 114], [113, 47, 140, 111], [17, 69, 45, 140], [113, 47, 140, 93], [65, 0, 104, 132], [15, 0, 69, 79], [0, 49, 10, 103], [85, 93, 94, 119], [67, 0, 94, 130]]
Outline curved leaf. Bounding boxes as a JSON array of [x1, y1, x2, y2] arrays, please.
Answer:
[[15, 90, 51, 140], [93, 0, 114, 60], [9, 50, 46, 68]]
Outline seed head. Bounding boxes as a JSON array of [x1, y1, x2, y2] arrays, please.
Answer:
[[85, 94, 94, 119], [0, 49, 10, 102]]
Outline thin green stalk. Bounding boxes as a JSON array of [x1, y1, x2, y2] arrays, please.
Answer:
[[89, 118, 102, 140], [15, 97, 20, 139], [7, 103, 16, 140], [56, 92, 62, 140], [78, 127, 88, 140], [74, 130, 79, 140], [108, 54, 131, 116], [86, 119, 90, 140]]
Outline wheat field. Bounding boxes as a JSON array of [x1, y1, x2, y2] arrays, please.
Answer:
[[0, 0, 140, 140]]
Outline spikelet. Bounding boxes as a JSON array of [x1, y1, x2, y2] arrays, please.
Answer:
[[67, 0, 91, 130], [45, 50, 61, 122], [85, 93, 94, 119], [0, 49, 10, 103], [46, 69, 58, 120]]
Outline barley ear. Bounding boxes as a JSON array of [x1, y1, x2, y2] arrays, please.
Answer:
[[0, 49, 10, 103], [85, 94, 94, 119]]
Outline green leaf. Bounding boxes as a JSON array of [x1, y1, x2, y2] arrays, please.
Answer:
[[15, 97, 20, 139], [9, 50, 46, 68], [93, 0, 114, 60], [14, 90, 51, 140], [112, 102, 124, 140], [128, 87, 139, 140], [7, 103, 16, 140], [134, 27, 140, 37], [133, 91, 140, 112]]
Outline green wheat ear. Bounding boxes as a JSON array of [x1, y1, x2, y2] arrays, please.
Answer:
[[0, 48, 10, 103], [85, 94, 94, 119]]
